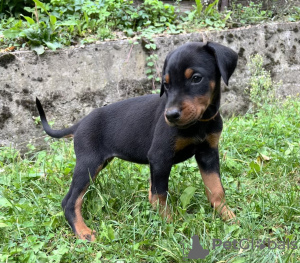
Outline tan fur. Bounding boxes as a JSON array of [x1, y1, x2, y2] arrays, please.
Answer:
[[74, 190, 96, 241], [165, 74, 170, 84], [148, 188, 172, 221], [206, 132, 221, 148], [175, 137, 195, 152], [200, 170, 236, 221], [184, 68, 194, 79]]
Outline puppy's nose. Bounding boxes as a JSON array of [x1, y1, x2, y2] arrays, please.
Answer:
[[165, 108, 181, 122]]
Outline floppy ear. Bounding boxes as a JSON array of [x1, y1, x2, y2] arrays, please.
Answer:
[[160, 50, 174, 97], [160, 59, 167, 97], [205, 42, 238, 85]]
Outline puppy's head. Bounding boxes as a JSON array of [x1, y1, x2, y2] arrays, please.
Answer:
[[161, 42, 238, 128]]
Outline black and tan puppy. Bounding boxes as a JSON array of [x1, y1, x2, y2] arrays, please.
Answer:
[[36, 42, 238, 241]]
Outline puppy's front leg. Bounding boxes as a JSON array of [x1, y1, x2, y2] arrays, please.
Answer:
[[195, 136, 236, 221], [148, 162, 172, 219], [147, 147, 173, 220]]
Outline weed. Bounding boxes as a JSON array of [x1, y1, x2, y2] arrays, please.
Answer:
[[288, 6, 300, 22], [186, 0, 232, 29], [246, 54, 281, 109], [0, 0, 181, 53], [1, 0, 299, 60], [231, 1, 273, 26]]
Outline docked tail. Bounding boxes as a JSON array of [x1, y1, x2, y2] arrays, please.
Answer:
[[36, 97, 79, 138]]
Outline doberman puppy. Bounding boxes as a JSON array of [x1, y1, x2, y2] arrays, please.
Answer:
[[36, 41, 238, 241]]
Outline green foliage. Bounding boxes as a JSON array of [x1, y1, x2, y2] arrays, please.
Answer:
[[142, 36, 160, 86], [0, 0, 35, 18], [246, 54, 281, 108], [139, 0, 176, 30], [2, 0, 72, 53], [146, 53, 159, 81], [1, 0, 299, 53], [0, 0, 181, 53], [288, 6, 300, 22], [187, 0, 232, 29], [1, 97, 299, 261], [231, 1, 273, 26]]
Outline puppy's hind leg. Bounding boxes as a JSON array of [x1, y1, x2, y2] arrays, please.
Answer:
[[62, 157, 112, 241]]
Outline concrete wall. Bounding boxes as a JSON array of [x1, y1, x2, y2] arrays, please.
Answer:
[[0, 21, 299, 150]]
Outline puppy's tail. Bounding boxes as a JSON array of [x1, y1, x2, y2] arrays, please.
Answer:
[[36, 97, 80, 138]]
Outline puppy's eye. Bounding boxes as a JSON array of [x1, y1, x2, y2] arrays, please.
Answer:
[[191, 75, 202, 84]]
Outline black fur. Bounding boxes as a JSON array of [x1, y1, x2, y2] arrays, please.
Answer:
[[36, 42, 238, 240]]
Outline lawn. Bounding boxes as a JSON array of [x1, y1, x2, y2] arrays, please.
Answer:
[[0, 98, 299, 262]]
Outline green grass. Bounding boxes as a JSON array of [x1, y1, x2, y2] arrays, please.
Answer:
[[0, 98, 299, 262]]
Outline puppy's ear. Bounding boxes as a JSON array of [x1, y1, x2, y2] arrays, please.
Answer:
[[160, 65, 166, 97], [160, 50, 174, 97], [205, 42, 238, 85]]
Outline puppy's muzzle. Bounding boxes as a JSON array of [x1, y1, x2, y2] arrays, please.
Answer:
[[165, 108, 181, 124]]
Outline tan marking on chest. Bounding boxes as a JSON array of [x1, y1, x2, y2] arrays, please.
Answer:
[[206, 132, 221, 148], [175, 137, 195, 152]]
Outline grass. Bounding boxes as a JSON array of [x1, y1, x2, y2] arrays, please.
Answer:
[[0, 98, 299, 262]]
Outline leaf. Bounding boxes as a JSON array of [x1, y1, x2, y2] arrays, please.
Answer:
[[133, 242, 140, 250], [84, 12, 89, 23], [33, 0, 50, 16], [0, 222, 9, 228], [95, 251, 102, 261], [232, 258, 247, 263], [24, 172, 43, 178], [107, 225, 115, 241], [22, 15, 36, 25], [223, 12, 232, 22], [195, 0, 203, 16], [160, 16, 167, 22], [0, 197, 12, 207], [125, 28, 134, 37], [44, 41, 61, 50], [224, 223, 240, 234], [0, 176, 11, 186], [50, 15, 57, 28], [23, 28, 41, 44], [150, 43, 156, 50], [205, 18, 213, 25], [58, 20, 78, 27], [249, 161, 260, 173], [260, 153, 271, 161], [3, 29, 20, 39], [205, 0, 219, 16], [31, 45, 45, 55], [3, 21, 23, 38], [180, 186, 196, 209]]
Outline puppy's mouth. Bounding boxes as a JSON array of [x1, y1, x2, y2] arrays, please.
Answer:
[[164, 114, 201, 129], [172, 121, 197, 129], [164, 96, 210, 128], [164, 106, 206, 128]]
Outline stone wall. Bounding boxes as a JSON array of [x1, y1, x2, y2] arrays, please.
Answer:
[[0, 21, 299, 150]]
